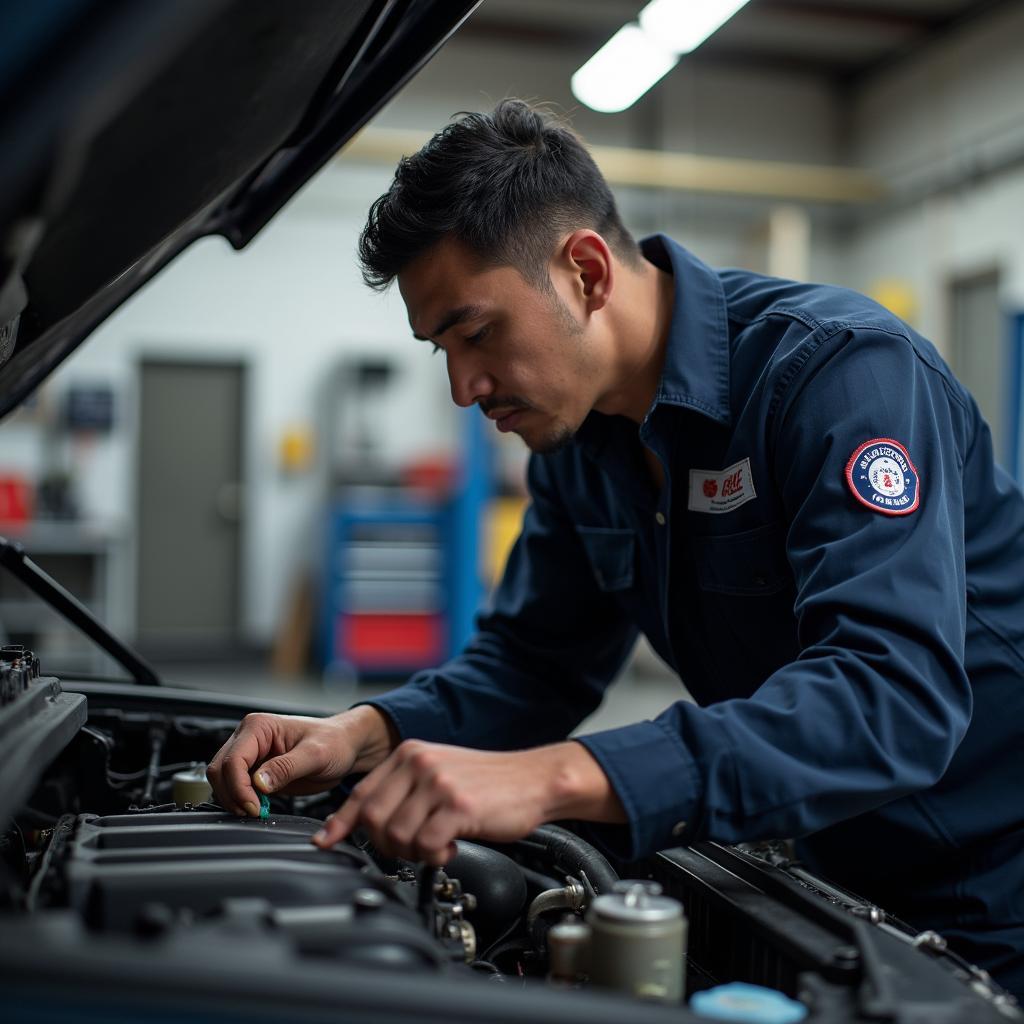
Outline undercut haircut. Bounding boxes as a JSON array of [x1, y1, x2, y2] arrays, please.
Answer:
[[358, 99, 641, 292]]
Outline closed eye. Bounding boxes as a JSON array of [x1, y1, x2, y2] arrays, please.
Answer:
[[466, 326, 489, 344]]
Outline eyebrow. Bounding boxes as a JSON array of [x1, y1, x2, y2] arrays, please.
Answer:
[[412, 304, 486, 342]]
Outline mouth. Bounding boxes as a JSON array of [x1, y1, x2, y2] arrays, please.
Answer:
[[494, 409, 526, 432], [483, 404, 529, 433]]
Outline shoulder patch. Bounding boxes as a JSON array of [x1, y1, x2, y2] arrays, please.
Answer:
[[845, 438, 920, 516]]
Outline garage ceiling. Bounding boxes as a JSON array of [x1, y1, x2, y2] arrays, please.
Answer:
[[462, 0, 1013, 84]]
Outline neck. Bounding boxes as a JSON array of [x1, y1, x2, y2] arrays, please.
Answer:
[[594, 257, 675, 424]]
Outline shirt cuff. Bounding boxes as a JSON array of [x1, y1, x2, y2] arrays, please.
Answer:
[[574, 719, 702, 861], [353, 682, 456, 746]]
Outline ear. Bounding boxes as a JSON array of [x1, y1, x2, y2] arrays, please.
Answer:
[[558, 230, 614, 313]]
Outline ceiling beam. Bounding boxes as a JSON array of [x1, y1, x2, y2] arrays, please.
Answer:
[[755, 1, 942, 31], [340, 126, 885, 204]]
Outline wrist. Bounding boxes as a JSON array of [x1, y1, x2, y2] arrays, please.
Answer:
[[335, 705, 400, 773], [535, 741, 626, 825]]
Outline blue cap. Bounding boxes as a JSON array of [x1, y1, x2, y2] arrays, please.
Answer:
[[690, 983, 807, 1023], [259, 794, 270, 820]]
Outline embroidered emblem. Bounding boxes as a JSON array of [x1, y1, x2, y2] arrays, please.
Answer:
[[688, 458, 756, 514], [845, 438, 920, 516]]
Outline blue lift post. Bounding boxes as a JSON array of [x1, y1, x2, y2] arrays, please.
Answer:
[[446, 405, 492, 654], [1008, 312, 1024, 483]]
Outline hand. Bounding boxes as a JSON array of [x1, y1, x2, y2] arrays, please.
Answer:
[[312, 739, 626, 865], [206, 705, 398, 816]]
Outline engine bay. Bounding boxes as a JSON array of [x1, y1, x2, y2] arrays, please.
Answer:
[[1, 670, 1021, 1023]]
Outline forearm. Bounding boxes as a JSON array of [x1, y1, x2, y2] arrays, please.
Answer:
[[339, 705, 401, 773], [532, 740, 627, 824]]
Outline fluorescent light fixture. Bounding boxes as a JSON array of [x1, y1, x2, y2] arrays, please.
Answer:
[[571, 24, 678, 114], [639, 0, 752, 55]]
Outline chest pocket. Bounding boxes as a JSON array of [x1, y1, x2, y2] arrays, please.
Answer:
[[685, 522, 799, 696], [691, 522, 792, 596], [575, 525, 635, 592]]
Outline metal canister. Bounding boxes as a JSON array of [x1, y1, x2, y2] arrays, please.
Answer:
[[547, 920, 591, 985], [585, 880, 687, 1003]]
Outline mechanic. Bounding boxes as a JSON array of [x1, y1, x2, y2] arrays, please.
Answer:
[[208, 100, 1024, 995]]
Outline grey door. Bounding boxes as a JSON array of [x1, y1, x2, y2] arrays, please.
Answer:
[[950, 270, 1006, 465], [136, 360, 244, 654]]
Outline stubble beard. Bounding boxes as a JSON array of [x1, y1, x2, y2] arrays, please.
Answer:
[[525, 288, 587, 454], [525, 419, 576, 454], [499, 282, 590, 455]]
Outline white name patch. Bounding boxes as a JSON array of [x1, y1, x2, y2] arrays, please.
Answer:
[[688, 458, 757, 514]]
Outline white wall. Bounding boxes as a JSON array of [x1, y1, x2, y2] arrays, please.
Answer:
[[845, 0, 1024, 350]]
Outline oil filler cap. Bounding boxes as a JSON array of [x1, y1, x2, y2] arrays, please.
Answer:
[[690, 982, 807, 1023]]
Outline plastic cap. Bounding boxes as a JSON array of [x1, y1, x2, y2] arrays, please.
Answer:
[[690, 983, 808, 1023], [590, 880, 682, 923]]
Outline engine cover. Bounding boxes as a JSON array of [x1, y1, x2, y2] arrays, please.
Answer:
[[62, 810, 447, 969]]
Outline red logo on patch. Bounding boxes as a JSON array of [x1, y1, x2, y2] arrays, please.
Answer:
[[721, 470, 743, 497], [703, 479, 718, 498]]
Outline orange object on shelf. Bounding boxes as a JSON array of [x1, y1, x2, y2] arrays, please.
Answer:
[[401, 455, 458, 497]]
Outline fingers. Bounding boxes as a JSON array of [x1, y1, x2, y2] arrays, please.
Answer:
[[312, 741, 464, 865], [416, 809, 462, 866], [207, 718, 269, 815], [313, 752, 417, 849], [208, 713, 353, 817], [253, 738, 333, 796]]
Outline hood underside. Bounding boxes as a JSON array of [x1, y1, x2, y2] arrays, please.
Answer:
[[0, 0, 479, 419]]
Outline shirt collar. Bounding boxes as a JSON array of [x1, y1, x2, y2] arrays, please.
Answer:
[[639, 233, 731, 427]]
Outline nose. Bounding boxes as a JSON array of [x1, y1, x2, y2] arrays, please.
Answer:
[[447, 350, 495, 409]]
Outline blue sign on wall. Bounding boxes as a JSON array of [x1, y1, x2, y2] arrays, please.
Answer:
[[1010, 313, 1024, 483]]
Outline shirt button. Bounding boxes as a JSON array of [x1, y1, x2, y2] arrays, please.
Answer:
[[655, 512, 666, 526], [671, 821, 687, 837]]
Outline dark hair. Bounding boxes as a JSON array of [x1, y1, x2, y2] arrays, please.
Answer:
[[358, 99, 640, 291]]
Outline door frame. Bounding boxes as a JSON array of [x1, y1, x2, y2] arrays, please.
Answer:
[[945, 265, 1013, 468]]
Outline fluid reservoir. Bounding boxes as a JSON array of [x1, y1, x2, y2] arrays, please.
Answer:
[[586, 880, 687, 1003], [172, 763, 213, 807]]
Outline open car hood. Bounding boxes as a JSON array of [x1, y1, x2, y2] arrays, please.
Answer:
[[0, 0, 479, 419]]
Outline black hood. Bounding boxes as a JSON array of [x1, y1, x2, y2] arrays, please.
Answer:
[[0, 0, 479, 419]]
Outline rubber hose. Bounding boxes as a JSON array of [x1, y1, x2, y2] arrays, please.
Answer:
[[527, 824, 619, 895]]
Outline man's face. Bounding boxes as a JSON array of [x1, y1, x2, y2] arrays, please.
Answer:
[[398, 237, 604, 454]]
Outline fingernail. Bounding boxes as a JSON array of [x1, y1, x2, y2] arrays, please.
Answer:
[[312, 830, 328, 845], [243, 801, 259, 817], [256, 771, 272, 791]]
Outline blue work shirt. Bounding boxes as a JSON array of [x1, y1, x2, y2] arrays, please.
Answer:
[[366, 235, 1024, 983]]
